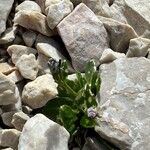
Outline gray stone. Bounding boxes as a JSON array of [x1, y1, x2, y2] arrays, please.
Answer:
[[0, 129, 21, 150], [22, 74, 58, 109], [126, 37, 150, 57], [18, 114, 70, 150], [100, 48, 125, 64], [0, 0, 14, 35], [98, 16, 138, 53], [0, 26, 17, 44], [35, 0, 46, 14], [14, 11, 53, 36], [46, 0, 73, 29], [96, 57, 150, 150], [7, 45, 37, 64], [16, 54, 38, 80], [22, 30, 37, 47], [0, 73, 18, 105], [16, 1, 41, 12], [57, 3, 109, 71], [37, 52, 51, 75], [83, 0, 112, 17], [110, 0, 150, 36], [1, 111, 15, 127], [11, 111, 30, 131]]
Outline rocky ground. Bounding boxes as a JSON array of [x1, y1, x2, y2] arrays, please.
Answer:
[[0, 0, 150, 150]]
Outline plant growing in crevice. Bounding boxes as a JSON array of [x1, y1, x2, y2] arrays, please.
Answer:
[[41, 59, 101, 148]]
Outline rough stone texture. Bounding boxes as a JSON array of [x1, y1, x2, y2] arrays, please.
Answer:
[[1, 111, 16, 127], [1, 148, 13, 150], [11, 111, 30, 131], [98, 16, 138, 53], [95, 57, 150, 150], [0, 129, 21, 150], [14, 11, 53, 36], [148, 49, 150, 59], [0, 62, 16, 75], [46, 0, 73, 29], [18, 114, 70, 150], [0, 73, 18, 105], [16, 1, 41, 12], [57, 3, 109, 71], [0, 26, 17, 44], [100, 48, 125, 64], [82, 0, 112, 17], [7, 45, 37, 64], [126, 37, 150, 57], [37, 52, 51, 75], [22, 30, 37, 47], [16, 54, 38, 80], [22, 74, 58, 109], [0, 0, 14, 35], [7, 70, 23, 83], [35, 0, 46, 14], [45, 0, 61, 9], [110, 0, 150, 36]]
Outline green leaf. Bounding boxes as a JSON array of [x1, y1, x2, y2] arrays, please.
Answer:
[[80, 115, 96, 128], [59, 105, 78, 134]]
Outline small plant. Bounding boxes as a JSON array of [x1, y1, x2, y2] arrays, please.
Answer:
[[42, 59, 101, 148]]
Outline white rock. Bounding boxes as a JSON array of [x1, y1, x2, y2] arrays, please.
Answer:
[[148, 49, 150, 59], [7, 45, 37, 64], [0, 73, 18, 105], [126, 37, 150, 57], [35, 0, 46, 14], [16, 1, 41, 12], [18, 114, 70, 150], [22, 74, 58, 108], [37, 52, 51, 75], [16, 54, 38, 80], [0, 0, 14, 35], [0, 26, 17, 44], [7, 70, 23, 83], [46, 0, 73, 29], [100, 48, 125, 64], [22, 30, 37, 47], [11, 111, 30, 131], [1, 148, 13, 150], [14, 10, 54, 36], [0, 129, 21, 150], [45, 0, 61, 9]]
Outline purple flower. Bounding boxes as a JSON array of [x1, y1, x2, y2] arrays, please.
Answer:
[[87, 107, 97, 118]]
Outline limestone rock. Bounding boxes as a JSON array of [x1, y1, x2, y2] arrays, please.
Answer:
[[57, 3, 109, 71], [0, 26, 17, 44], [22, 30, 37, 47], [0, 0, 14, 35], [11, 111, 30, 131], [16, 1, 41, 12], [100, 48, 125, 64], [1, 111, 16, 127], [7, 45, 37, 64], [7, 70, 23, 83], [96, 57, 150, 150], [0, 62, 16, 75], [148, 49, 150, 59], [37, 52, 51, 75], [35, 0, 46, 14], [14, 11, 53, 36], [0, 73, 18, 105], [110, 0, 150, 36], [22, 74, 58, 108], [1, 148, 13, 150], [16, 54, 38, 80], [98, 16, 138, 53], [22, 105, 32, 115], [45, 0, 61, 9], [126, 37, 150, 57], [82, 0, 112, 17], [18, 114, 70, 150], [46, 0, 73, 29], [0, 129, 21, 150]]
